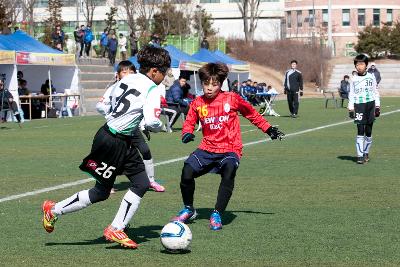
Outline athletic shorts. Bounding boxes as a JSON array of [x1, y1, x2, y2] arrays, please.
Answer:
[[79, 124, 145, 188], [354, 101, 375, 125], [184, 148, 240, 174]]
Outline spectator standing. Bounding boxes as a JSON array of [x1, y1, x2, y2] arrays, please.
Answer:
[[162, 68, 175, 91], [283, 60, 303, 118], [119, 33, 127, 60], [83, 25, 93, 58], [130, 32, 138, 57], [1, 21, 12, 35], [51, 25, 65, 50], [77, 25, 85, 58], [107, 34, 118, 66], [100, 29, 109, 58], [200, 37, 209, 49], [73, 26, 82, 56], [367, 63, 381, 85]]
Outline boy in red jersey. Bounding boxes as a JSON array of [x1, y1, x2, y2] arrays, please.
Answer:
[[171, 63, 284, 230]]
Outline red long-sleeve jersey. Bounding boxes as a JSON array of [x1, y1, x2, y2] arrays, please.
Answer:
[[182, 92, 271, 158]]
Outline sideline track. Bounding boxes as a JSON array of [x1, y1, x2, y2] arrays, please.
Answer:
[[1, 109, 399, 204]]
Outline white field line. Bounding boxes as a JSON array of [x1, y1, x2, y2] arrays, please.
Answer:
[[1, 109, 399, 204]]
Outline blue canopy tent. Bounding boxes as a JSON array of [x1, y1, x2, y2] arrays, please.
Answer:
[[0, 31, 64, 54]]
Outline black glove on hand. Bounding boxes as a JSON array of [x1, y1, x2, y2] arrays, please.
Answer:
[[142, 128, 151, 141], [375, 107, 380, 117], [266, 126, 285, 140], [284, 90, 287, 95], [299, 91, 303, 96], [349, 110, 355, 119], [182, 132, 195, 143]]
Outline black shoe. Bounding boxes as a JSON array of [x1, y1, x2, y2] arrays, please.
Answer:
[[357, 157, 364, 164], [363, 153, 369, 163]]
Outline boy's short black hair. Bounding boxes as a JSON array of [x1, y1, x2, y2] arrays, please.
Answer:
[[198, 62, 229, 85], [291, 60, 298, 64], [354, 54, 369, 66], [117, 60, 136, 74], [137, 45, 171, 75], [344, 75, 349, 79]]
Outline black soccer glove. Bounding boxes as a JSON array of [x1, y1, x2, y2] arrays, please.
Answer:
[[182, 132, 195, 143], [349, 110, 355, 119], [299, 91, 303, 97], [266, 126, 285, 140], [375, 106, 380, 117], [284, 89, 287, 95], [142, 128, 151, 141]]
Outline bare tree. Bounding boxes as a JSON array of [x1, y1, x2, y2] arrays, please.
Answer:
[[82, 0, 97, 27], [0, 0, 23, 30], [120, 0, 137, 34], [236, 0, 261, 47], [21, 0, 37, 35], [136, 0, 158, 36]]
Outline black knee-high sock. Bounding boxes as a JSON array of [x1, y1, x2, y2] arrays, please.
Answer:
[[180, 164, 196, 207], [215, 163, 237, 213]]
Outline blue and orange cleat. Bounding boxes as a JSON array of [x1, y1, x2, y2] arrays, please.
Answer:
[[171, 206, 197, 223], [42, 200, 58, 233], [209, 210, 222, 231]]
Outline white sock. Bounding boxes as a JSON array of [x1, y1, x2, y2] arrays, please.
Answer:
[[356, 135, 364, 157], [111, 190, 141, 230], [143, 159, 155, 183], [53, 190, 91, 216], [364, 136, 372, 154]]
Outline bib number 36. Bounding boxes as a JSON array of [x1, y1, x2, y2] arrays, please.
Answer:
[[355, 112, 363, 121], [95, 162, 116, 179]]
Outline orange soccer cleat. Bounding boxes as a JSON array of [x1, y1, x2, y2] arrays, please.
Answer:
[[42, 200, 58, 233], [103, 225, 138, 249]]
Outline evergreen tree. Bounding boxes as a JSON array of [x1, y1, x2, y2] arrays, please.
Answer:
[[104, 6, 118, 35], [152, 3, 190, 39], [192, 8, 217, 38], [43, 0, 63, 47], [390, 21, 400, 56], [355, 25, 386, 58]]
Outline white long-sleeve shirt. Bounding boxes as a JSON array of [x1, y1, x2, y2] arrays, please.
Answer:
[[348, 72, 380, 110], [105, 73, 162, 135]]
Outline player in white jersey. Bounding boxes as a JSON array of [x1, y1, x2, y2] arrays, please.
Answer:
[[348, 54, 380, 164], [97, 60, 165, 192], [41, 46, 171, 249]]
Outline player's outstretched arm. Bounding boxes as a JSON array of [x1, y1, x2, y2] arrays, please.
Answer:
[[265, 126, 285, 140]]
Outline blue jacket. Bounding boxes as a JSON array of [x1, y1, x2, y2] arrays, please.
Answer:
[[84, 29, 93, 43], [107, 38, 118, 52], [100, 33, 108, 46], [166, 81, 187, 106]]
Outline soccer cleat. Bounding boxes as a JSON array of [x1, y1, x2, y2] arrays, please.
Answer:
[[357, 157, 364, 164], [103, 225, 138, 249], [363, 153, 370, 163], [209, 210, 222, 231], [42, 200, 58, 233], [171, 206, 197, 223], [149, 181, 165, 192]]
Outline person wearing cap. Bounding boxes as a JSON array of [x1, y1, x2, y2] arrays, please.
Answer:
[[367, 62, 381, 85]]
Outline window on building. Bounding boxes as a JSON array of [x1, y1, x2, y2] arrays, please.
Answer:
[[322, 9, 328, 27], [342, 9, 350, 26], [358, 9, 365, 26], [200, 0, 220, 3], [373, 9, 380, 26], [62, 0, 76, 6], [387, 9, 393, 26], [308, 9, 315, 27], [297, 10, 302, 27], [287, 11, 292, 28], [34, 0, 48, 7]]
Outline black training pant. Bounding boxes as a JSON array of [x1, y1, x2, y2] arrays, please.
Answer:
[[287, 91, 299, 115]]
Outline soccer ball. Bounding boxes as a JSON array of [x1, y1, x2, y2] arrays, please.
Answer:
[[160, 221, 192, 253]]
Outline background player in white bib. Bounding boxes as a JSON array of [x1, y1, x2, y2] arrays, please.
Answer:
[[348, 54, 380, 164], [41, 46, 171, 249]]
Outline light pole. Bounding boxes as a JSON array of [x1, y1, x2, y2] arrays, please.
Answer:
[[76, 0, 80, 26]]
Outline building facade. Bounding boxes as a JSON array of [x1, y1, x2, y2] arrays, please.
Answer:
[[30, 0, 284, 41], [284, 0, 400, 56]]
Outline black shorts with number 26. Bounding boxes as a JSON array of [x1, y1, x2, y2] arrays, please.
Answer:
[[79, 124, 145, 188], [354, 100, 375, 125]]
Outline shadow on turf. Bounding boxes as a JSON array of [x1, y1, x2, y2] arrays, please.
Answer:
[[45, 225, 163, 249], [337, 155, 357, 162]]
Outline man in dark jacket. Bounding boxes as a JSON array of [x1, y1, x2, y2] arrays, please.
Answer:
[[0, 80, 21, 123], [165, 76, 190, 127], [339, 75, 350, 99], [367, 63, 381, 85], [284, 60, 303, 118], [107, 34, 118, 66]]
